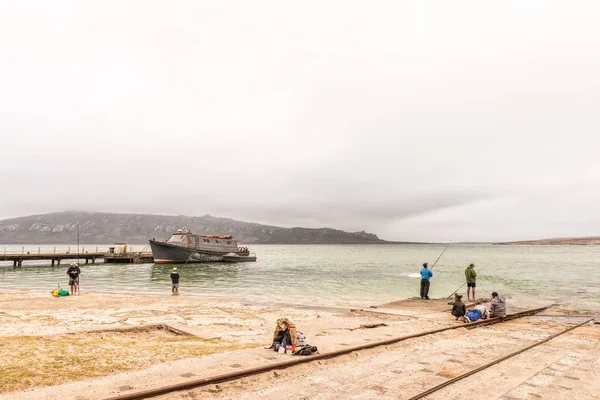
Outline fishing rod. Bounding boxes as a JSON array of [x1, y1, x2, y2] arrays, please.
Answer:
[[429, 240, 452, 270], [446, 266, 486, 299], [77, 222, 80, 266]]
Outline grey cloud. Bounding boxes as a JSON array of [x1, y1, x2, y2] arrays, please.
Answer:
[[1, 1, 599, 241]]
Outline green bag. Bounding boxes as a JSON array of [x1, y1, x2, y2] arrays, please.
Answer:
[[57, 289, 70, 297]]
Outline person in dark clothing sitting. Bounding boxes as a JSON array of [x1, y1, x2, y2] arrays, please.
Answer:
[[451, 294, 466, 320]]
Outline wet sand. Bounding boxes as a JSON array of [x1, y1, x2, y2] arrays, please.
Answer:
[[0, 291, 598, 400]]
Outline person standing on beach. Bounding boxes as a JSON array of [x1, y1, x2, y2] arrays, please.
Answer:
[[171, 267, 180, 294], [67, 262, 81, 296], [465, 263, 477, 301], [420, 263, 433, 300]]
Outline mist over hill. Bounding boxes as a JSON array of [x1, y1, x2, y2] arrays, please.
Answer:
[[0, 211, 388, 245]]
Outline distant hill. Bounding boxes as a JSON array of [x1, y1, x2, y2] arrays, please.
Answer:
[[496, 237, 600, 245], [0, 211, 389, 245]]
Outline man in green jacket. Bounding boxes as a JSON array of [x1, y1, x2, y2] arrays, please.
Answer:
[[465, 263, 477, 301]]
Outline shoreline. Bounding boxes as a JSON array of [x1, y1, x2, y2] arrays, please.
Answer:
[[0, 287, 356, 313], [1, 291, 598, 399]]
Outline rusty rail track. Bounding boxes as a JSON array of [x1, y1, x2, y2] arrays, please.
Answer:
[[104, 306, 550, 400], [407, 316, 596, 400]]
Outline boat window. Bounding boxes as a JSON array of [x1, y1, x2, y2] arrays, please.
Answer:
[[216, 240, 221, 243], [167, 235, 187, 244], [203, 239, 210, 243], [227, 241, 231, 244]]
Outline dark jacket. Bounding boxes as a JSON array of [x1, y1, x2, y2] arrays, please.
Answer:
[[170, 272, 180, 284], [451, 301, 466, 317], [67, 266, 81, 279]]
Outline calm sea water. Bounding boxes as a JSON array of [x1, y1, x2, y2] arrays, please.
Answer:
[[1, 244, 599, 311]]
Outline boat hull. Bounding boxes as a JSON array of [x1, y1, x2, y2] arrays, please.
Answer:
[[149, 240, 228, 264], [222, 255, 257, 263]]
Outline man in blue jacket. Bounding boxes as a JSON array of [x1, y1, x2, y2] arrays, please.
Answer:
[[420, 262, 433, 300]]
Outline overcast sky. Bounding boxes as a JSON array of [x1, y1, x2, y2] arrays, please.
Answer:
[[1, 1, 599, 242]]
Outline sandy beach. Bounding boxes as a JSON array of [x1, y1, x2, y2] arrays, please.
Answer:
[[0, 291, 598, 400]]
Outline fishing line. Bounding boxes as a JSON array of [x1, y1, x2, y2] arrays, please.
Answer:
[[429, 240, 452, 270], [181, 246, 197, 268], [138, 244, 149, 255], [76, 222, 80, 266]]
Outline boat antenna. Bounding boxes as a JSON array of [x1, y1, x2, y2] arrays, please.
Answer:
[[446, 266, 486, 299], [188, 216, 194, 233], [429, 240, 451, 270]]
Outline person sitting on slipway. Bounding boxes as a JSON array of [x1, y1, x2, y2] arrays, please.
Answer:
[[463, 304, 490, 323], [489, 291, 507, 317], [451, 294, 466, 320]]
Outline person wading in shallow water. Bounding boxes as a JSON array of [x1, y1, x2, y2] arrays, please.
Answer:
[[465, 263, 477, 301], [170, 267, 180, 294], [420, 262, 433, 300]]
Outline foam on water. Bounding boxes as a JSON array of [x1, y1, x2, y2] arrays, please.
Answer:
[[403, 273, 422, 278]]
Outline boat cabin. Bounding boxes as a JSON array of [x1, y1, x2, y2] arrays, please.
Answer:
[[166, 229, 240, 253]]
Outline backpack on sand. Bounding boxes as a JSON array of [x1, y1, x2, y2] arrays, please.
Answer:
[[293, 345, 318, 356]]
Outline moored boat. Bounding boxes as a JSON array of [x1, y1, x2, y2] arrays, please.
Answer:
[[149, 228, 250, 264]]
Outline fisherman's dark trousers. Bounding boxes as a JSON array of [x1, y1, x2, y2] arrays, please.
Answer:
[[420, 279, 430, 298]]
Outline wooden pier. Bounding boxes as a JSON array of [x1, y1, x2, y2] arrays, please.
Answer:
[[104, 252, 154, 264], [0, 248, 154, 266]]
